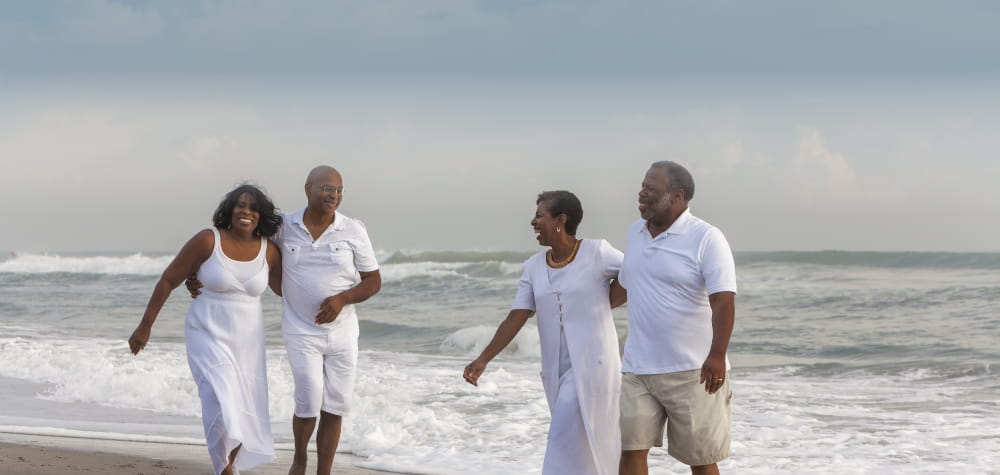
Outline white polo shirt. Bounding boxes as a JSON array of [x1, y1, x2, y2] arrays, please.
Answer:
[[275, 208, 380, 336], [619, 209, 737, 375]]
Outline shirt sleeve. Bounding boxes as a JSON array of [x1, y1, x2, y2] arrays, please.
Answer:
[[700, 227, 738, 295], [510, 259, 536, 312], [596, 239, 624, 280], [352, 220, 380, 272], [617, 220, 642, 290]]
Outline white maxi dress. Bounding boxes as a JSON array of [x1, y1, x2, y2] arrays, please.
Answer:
[[186, 228, 275, 474], [512, 239, 624, 475]]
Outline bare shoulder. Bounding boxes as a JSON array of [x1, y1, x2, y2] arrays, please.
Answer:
[[191, 228, 216, 248], [179, 229, 215, 260]]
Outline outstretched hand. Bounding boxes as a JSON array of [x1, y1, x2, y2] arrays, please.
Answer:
[[463, 359, 487, 386]]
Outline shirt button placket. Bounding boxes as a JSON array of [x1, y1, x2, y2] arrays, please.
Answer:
[[556, 291, 563, 324]]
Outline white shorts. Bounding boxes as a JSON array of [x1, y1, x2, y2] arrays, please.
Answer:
[[284, 331, 358, 418]]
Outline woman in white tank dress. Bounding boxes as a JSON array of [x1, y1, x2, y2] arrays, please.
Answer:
[[464, 191, 626, 475], [129, 184, 283, 475]]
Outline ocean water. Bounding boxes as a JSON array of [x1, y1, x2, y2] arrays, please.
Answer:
[[0, 250, 998, 474]]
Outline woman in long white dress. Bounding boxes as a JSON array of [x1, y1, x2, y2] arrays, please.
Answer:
[[464, 190, 626, 475], [129, 184, 283, 475]]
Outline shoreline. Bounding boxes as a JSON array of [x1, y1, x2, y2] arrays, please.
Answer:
[[0, 432, 397, 475]]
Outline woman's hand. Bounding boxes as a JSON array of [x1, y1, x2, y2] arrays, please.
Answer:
[[463, 359, 487, 386], [128, 324, 151, 355]]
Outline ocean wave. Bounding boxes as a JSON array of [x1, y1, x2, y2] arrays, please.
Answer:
[[736, 250, 1000, 269], [0, 253, 173, 276], [383, 250, 532, 264], [0, 251, 525, 281], [380, 261, 522, 283], [7, 249, 995, 276], [439, 325, 540, 359]]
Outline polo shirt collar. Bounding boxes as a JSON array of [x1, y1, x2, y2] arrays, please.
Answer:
[[639, 207, 694, 237], [291, 207, 346, 234]]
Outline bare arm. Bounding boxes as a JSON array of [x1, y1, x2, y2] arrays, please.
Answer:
[[315, 269, 382, 324], [129, 230, 214, 354], [462, 309, 533, 386], [700, 291, 735, 394], [609, 278, 627, 309], [266, 240, 282, 297]]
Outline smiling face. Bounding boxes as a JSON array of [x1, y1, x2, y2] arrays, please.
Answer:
[[530, 200, 565, 247], [230, 192, 260, 233], [305, 168, 344, 217]]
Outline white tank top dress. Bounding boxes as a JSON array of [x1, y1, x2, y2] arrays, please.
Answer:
[[185, 228, 275, 474]]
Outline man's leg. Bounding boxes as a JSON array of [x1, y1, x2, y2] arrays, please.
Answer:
[[691, 463, 720, 475], [620, 449, 650, 475], [315, 411, 343, 474], [289, 416, 317, 475], [620, 372, 665, 475], [285, 333, 325, 475], [312, 334, 357, 474], [661, 371, 731, 474]]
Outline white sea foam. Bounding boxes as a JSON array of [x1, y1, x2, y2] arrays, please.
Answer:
[[0, 336, 296, 422], [1, 333, 998, 473], [378, 262, 474, 282], [0, 253, 173, 275], [0, 252, 524, 281]]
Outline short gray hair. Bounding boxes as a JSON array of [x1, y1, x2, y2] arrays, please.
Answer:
[[650, 161, 695, 201]]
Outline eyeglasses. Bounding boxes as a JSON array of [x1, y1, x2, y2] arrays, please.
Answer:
[[316, 185, 344, 194]]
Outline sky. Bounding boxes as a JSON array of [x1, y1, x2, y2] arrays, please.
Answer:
[[1, 0, 998, 253]]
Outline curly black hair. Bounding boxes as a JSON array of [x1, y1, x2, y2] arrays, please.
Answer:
[[212, 184, 282, 237], [536, 190, 583, 235]]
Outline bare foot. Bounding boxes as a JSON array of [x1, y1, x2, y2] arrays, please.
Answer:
[[288, 462, 307, 475], [222, 444, 241, 475]]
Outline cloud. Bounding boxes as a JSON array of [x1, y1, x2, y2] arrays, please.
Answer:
[[0, 105, 142, 187], [780, 126, 912, 211], [177, 134, 234, 173], [793, 126, 860, 192]]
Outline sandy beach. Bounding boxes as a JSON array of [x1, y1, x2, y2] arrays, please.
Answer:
[[0, 432, 396, 475]]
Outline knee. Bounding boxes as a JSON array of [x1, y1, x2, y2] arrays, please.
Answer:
[[319, 410, 343, 422]]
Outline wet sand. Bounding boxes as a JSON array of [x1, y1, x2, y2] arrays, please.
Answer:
[[0, 432, 396, 475]]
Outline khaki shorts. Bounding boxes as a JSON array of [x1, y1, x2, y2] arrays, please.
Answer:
[[620, 369, 732, 466]]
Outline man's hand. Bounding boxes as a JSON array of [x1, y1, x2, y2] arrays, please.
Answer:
[[315, 293, 350, 324], [463, 359, 488, 386], [699, 352, 727, 394], [128, 324, 151, 355], [185, 273, 203, 298]]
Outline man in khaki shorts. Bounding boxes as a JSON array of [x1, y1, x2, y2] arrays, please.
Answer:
[[611, 161, 737, 475]]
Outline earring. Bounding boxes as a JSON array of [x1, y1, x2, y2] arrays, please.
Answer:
[[556, 227, 561, 233]]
